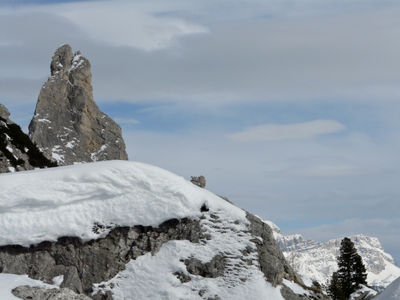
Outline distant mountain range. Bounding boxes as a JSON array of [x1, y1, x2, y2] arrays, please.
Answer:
[[265, 220, 400, 291]]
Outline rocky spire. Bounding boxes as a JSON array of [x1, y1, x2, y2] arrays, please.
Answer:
[[29, 44, 128, 166]]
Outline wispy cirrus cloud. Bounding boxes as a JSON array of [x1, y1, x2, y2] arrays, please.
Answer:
[[114, 117, 140, 125], [228, 120, 345, 142]]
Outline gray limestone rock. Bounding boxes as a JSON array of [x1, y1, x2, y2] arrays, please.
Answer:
[[0, 103, 56, 173], [0, 218, 202, 296], [246, 213, 328, 299], [0, 104, 10, 120], [12, 286, 91, 300], [185, 254, 226, 278], [29, 44, 128, 166], [191, 176, 206, 188], [246, 212, 297, 286], [0, 201, 325, 300]]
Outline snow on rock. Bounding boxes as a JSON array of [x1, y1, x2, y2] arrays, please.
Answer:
[[350, 284, 377, 300], [282, 279, 311, 297], [94, 210, 285, 300], [0, 160, 244, 247], [0, 161, 321, 299], [266, 220, 400, 290], [0, 104, 56, 174], [0, 273, 55, 300], [374, 276, 400, 300], [52, 275, 64, 287]]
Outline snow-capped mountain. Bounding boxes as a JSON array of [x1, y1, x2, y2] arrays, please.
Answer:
[[0, 161, 325, 300], [265, 221, 400, 291]]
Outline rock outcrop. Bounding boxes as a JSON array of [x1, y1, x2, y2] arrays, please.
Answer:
[[12, 286, 91, 300], [0, 103, 56, 173], [0, 218, 202, 296], [0, 213, 326, 300], [191, 175, 206, 188], [28, 45, 128, 165]]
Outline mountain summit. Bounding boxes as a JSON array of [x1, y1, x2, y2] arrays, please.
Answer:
[[29, 44, 128, 165]]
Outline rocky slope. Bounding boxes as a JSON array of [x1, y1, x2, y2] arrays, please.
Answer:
[[265, 221, 400, 291], [29, 45, 128, 166], [374, 276, 400, 300], [0, 103, 56, 173], [0, 161, 326, 300]]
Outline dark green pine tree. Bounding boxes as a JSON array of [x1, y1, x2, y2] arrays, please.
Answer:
[[352, 252, 368, 286], [331, 237, 368, 299], [328, 271, 346, 300]]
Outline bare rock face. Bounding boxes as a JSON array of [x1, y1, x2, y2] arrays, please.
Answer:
[[29, 45, 128, 165], [12, 286, 91, 300], [0, 218, 202, 296], [0, 103, 56, 173], [0, 103, 10, 120]]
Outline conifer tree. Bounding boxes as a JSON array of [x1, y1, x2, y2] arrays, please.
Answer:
[[352, 252, 368, 286], [328, 271, 345, 300], [328, 237, 368, 299]]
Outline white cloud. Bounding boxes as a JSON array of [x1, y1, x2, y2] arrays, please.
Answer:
[[1, 1, 207, 51], [228, 120, 345, 142], [2, 1, 400, 104], [114, 117, 140, 125], [301, 164, 363, 177]]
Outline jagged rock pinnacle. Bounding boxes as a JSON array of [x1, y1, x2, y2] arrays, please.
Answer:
[[29, 44, 128, 165]]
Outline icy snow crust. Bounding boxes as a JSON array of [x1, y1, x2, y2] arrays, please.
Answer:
[[0, 160, 245, 246]]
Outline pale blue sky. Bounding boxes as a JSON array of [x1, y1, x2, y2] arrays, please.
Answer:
[[1, 0, 400, 263]]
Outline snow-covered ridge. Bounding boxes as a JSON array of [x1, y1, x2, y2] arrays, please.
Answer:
[[0, 160, 320, 299], [266, 221, 400, 290], [0, 160, 245, 247]]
